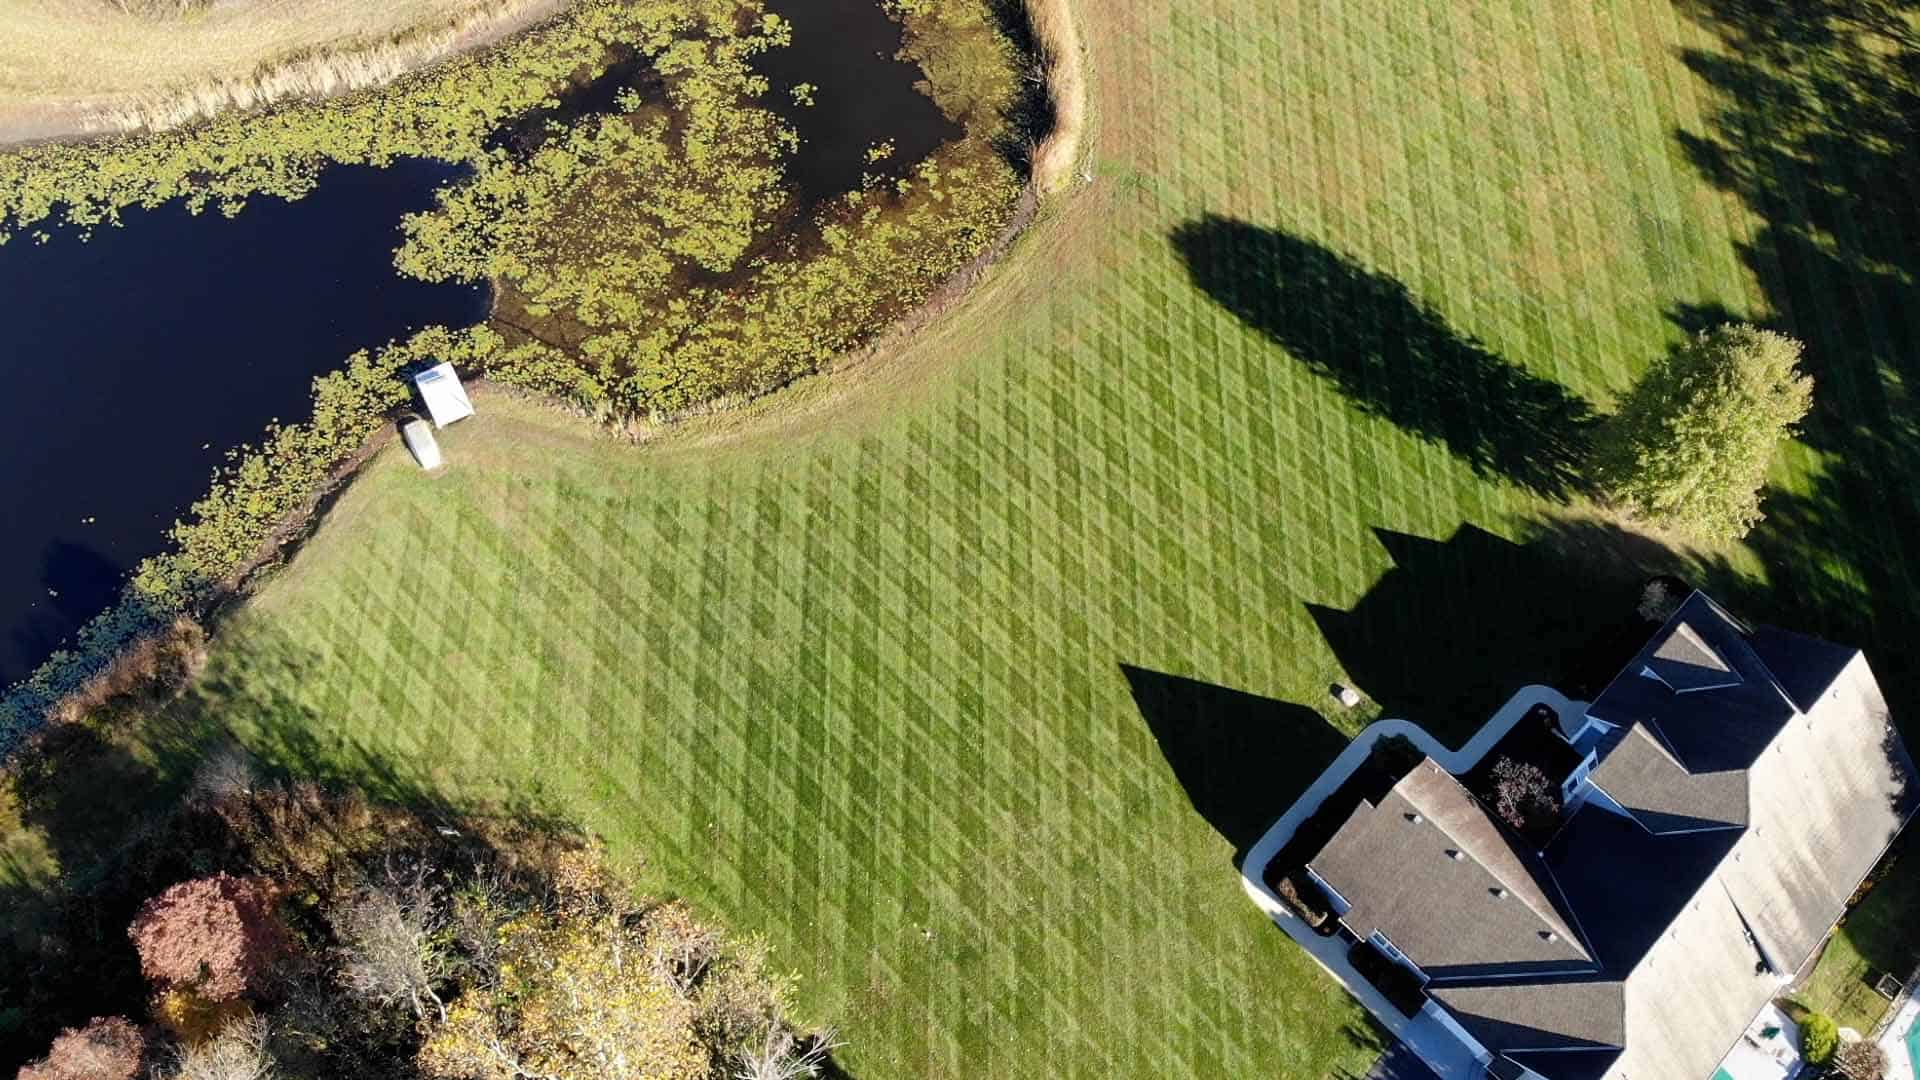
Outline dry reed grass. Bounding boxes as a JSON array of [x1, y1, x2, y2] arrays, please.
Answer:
[[99, 0, 564, 132], [44, 617, 206, 727], [1025, 0, 1086, 195], [0, 0, 571, 139]]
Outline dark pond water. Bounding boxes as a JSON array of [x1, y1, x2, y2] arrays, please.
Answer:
[[758, 0, 962, 200], [0, 160, 486, 685], [0, 0, 955, 689]]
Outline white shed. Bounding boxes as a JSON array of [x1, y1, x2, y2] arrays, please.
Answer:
[[414, 362, 475, 428]]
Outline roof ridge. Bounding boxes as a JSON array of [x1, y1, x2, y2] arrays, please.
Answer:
[[1411, 762, 1591, 961]]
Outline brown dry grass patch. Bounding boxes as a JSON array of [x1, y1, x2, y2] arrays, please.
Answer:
[[1026, 0, 1086, 194], [0, 0, 573, 141]]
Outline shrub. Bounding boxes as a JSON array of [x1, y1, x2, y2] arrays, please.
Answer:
[[151, 989, 253, 1046], [129, 874, 286, 1001], [331, 864, 452, 1022], [1369, 734, 1425, 780], [157, 1013, 276, 1080], [1801, 1011, 1840, 1065], [1598, 323, 1813, 541], [1835, 1037, 1889, 1080], [1491, 756, 1560, 835], [16, 1016, 146, 1080], [416, 911, 709, 1080], [1636, 577, 1685, 623], [1275, 873, 1331, 930]]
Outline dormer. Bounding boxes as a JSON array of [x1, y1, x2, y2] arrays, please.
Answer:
[[1641, 621, 1744, 694]]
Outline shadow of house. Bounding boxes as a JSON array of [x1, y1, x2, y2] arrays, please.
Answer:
[[1121, 664, 1350, 864], [1168, 216, 1596, 496], [1306, 526, 1645, 740]]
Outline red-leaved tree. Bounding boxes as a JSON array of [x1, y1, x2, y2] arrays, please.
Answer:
[[128, 873, 285, 1001], [16, 1016, 145, 1080], [1491, 756, 1560, 835]]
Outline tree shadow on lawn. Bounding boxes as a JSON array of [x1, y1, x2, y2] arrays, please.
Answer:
[[1168, 216, 1597, 497], [1671, 0, 1920, 724], [1121, 665, 1350, 866]]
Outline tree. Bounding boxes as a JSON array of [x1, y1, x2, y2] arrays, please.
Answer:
[[1801, 1011, 1840, 1065], [158, 1014, 277, 1080], [1598, 323, 1813, 541], [331, 862, 452, 1023], [129, 874, 286, 1001], [417, 911, 709, 1080], [1490, 756, 1560, 834], [16, 1016, 146, 1080], [1835, 1037, 1888, 1080], [731, 1025, 841, 1080]]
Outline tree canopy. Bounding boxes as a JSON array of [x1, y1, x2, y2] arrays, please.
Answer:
[[1598, 323, 1813, 541]]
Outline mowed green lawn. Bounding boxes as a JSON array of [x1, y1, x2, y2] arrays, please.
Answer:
[[24, 0, 1920, 1074]]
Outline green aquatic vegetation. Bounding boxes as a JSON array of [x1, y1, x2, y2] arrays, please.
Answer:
[[395, 0, 1025, 415], [395, 17, 799, 348], [883, 0, 1023, 139], [1, 0, 1027, 736], [0, 0, 753, 242]]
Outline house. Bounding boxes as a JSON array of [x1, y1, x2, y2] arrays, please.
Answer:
[[1299, 592, 1916, 1080]]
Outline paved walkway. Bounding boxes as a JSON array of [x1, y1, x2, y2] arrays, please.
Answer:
[[1366, 1043, 1444, 1080], [1880, 997, 1920, 1080], [1237, 685, 1587, 1080]]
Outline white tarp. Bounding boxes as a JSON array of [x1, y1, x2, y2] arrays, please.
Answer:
[[401, 418, 443, 470], [415, 362, 475, 428]]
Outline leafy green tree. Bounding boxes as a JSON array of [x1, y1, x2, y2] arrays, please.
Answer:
[[1598, 323, 1813, 541], [1801, 1011, 1840, 1065]]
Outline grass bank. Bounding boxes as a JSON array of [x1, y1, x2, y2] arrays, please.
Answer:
[[0, 0, 574, 143], [7, 0, 1920, 1077]]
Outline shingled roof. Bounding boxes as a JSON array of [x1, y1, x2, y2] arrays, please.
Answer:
[[1430, 980, 1624, 1052], [1306, 592, 1917, 1080], [1587, 723, 1747, 834], [1308, 759, 1593, 980]]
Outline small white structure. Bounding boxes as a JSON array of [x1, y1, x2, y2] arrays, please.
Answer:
[[1332, 683, 1363, 708], [414, 362, 475, 428], [1712, 1001, 1802, 1080], [401, 418, 443, 470]]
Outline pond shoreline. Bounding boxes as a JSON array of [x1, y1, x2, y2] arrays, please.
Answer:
[[0, 0, 579, 150], [0, 0, 1080, 752]]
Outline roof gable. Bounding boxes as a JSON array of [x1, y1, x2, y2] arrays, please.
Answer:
[[1589, 593, 1796, 774], [1308, 759, 1593, 978], [1648, 621, 1741, 692], [1588, 723, 1747, 834]]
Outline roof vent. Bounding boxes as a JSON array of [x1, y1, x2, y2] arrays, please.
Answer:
[[1446, 849, 1464, 861], [1540, 930, 1559, 943], [1491, 887, 1508, 899], [1406, 813, 1423, 824]]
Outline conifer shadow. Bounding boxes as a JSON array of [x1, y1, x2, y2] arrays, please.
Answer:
[[1169, 216, 1596, 496]]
